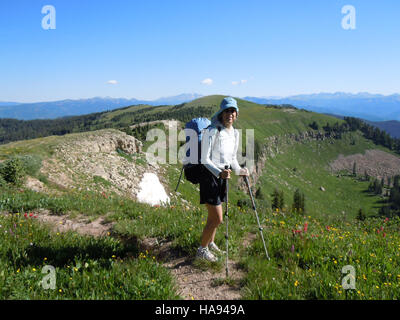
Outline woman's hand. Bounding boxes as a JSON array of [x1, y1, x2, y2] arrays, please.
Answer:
[[220, 169, 232, 179], [239, 167, 249, 176]]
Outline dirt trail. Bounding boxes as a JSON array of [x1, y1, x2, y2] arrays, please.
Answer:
[[33, 209, 114, 237], [166, 256, 244, 300], [24, 211, 248, 300], [140, 238, 245, 300]]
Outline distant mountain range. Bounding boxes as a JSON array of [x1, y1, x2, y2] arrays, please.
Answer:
[[0, 94, 203, 120], [244, 92, 400, 122], [2, 92, 400, 138]]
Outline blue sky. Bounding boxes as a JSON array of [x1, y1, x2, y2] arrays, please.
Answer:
[[0, 0, 399, 102]]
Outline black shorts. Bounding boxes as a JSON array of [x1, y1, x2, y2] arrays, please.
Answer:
[[199, 165, 227, 206]]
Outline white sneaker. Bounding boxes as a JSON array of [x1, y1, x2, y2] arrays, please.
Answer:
[[208, 242, 226, 255], [196, 246, 218, 262]]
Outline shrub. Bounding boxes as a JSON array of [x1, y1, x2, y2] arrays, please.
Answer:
[[309, 121, 319, 130], [0, 174, 6, 188], [0, 157, 26, 186], [237, 198, 251, 209]]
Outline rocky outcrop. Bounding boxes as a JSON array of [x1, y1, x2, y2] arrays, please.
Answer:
[[39, 129, 166, 201], [55, 129, 142, 155], [329, 149, 400, 181]]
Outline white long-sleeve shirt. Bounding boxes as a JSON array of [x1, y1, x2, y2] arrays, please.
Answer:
[[200, 123, 242, 178]]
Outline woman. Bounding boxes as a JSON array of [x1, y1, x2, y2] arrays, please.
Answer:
[[197, 97, 249, 262]]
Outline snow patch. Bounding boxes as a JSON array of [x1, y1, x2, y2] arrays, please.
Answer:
[[137, 172, 170, 206]]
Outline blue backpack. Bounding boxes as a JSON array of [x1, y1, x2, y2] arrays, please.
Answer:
[[175, 118, 220, 189], [184, 117, 211, 164]]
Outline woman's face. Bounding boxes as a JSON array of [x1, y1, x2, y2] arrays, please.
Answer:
[[221, 108, 237, 127]]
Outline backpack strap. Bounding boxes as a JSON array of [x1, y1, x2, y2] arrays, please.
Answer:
[[204, 124, 222, 149]]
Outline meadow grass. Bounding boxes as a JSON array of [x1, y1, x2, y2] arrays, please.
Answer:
[[1, 176, 399, 300], [0, 211, 179, 299], [0, 185, 152, 218], [240, 208, 400, 299]]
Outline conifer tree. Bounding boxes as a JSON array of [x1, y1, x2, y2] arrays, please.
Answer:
[[356, 208, 366, 221], [255, 187, 265, 200], [278, 190, 285, 210], [271, 188, 280, 211], [292, 188, 301, 213], [292, 188, 305, 213], [352, 162, 357, 177]]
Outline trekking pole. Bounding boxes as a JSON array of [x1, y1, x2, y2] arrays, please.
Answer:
[[244, 175, 270, 260], [224, 165, 229, 278], [175, 165, 184, 192]]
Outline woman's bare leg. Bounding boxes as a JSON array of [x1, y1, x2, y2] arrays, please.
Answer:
[[200, 203, 223, 248]]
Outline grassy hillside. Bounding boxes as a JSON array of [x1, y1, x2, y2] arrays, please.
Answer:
[[1, 95, 397, 219], [258, 132, 384, 218]]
